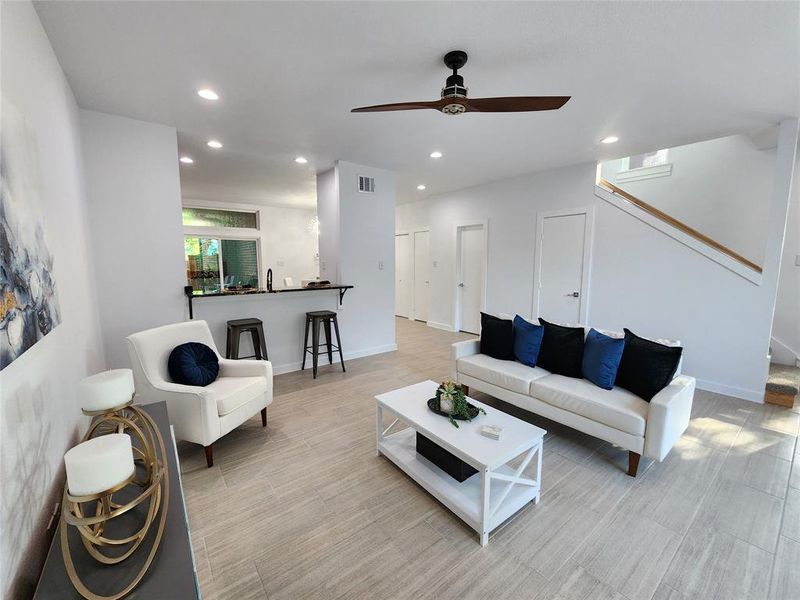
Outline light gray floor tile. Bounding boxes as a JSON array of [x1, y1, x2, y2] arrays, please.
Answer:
[[663, 525, 773, 600], [575, 511, 681, 600], [769, 536, 800, 600], [781, 486, 800, 542], [693, 476, 783, 551]]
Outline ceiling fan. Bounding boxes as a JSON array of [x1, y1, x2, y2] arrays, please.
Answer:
[[351, 50, 570, 115]]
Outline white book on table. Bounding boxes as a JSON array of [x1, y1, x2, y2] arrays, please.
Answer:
[[481, 424, 503, 440]]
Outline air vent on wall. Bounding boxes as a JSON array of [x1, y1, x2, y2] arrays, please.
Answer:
[[358, 175, 375, 193]]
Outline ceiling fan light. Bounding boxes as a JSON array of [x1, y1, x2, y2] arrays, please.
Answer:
[[429, 151, 442, 158], [441, 103, 466, 115]]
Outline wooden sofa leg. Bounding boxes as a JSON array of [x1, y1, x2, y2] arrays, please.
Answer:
[[627, 451, 641, 477], [204, 444, 214, 468], [261, 407, 267, 427]]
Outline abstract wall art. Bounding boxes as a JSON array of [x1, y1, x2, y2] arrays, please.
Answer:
[[0, 97, 61, 370]]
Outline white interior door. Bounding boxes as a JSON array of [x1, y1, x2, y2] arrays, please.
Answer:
[[413, 231, 430, 322], [536, 212, 589, 324], [395, 234, 412, 318], [458, 225, 485, 334]]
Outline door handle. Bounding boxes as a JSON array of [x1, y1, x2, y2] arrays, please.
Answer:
[[458, 283, 465, 288], [565, 291, 580, 298]]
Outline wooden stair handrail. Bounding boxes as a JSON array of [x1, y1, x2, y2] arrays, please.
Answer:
[[597, 177, 763, 274]]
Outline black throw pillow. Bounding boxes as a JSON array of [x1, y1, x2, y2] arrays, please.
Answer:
[[168, 342, 220, 387], [615, 328, 683, 401], [479, 313, 514, 360], [536, 318, 585, 378]]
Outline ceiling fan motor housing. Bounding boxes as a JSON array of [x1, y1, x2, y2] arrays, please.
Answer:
[[440, 50, 469, 113]]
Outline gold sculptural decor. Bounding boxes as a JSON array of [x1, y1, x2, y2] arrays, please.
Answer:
[[60, 369, 169, 600]]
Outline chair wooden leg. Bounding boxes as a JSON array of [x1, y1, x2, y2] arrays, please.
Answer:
[[261, 407, 267, 427], [204, 444, 214, 468], [627, 451, 641, 477], [462, 385, 470, 396]]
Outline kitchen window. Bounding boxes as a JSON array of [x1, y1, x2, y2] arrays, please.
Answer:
[[185, 236, 259, 294], [182, 207, 258, 229]]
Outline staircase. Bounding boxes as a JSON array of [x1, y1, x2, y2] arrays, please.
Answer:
[[765, 363, 800, 408]]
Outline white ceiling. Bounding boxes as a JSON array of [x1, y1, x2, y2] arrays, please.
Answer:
[[35, 1, 799, 209]]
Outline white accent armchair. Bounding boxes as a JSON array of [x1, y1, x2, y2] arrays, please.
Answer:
[[126, 320, 273, 467]]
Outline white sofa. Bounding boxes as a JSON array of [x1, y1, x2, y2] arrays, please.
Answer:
[[127, 320, 273, 467], [452, 329, 695, 476]]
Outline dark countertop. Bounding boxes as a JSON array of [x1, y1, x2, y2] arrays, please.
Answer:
[[189, 283, 353, 298]]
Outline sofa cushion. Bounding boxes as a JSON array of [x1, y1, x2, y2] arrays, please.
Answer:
[[168, 342, 219, 387], [582, 328, 625, 390], [513, 315, 544, 367], [532, 375, 648, 436], [479, 312, 514, 360], [537, 319, 585, 378], [207, 376, 268, 416], [616, 328, 683, 401], [458, 354, 550, 395]]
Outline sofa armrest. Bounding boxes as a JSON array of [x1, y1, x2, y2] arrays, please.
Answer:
[[451, 339, 481, 381], [452, 339, 481, 360], [136, 381, 220, 447], [643, 375, 696, 462], [218, 358, 273, 383]]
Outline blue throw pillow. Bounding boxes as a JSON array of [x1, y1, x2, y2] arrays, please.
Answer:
[[582, 329, 625, 390], [168, 342, 219, 387], [513, 315, 544, 367]]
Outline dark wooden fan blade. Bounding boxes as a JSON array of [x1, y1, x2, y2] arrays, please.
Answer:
[[462, 96, 571, 112], [351, 99, 446, 113]]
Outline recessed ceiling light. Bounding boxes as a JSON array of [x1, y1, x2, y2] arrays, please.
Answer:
[[197, 88, 219, 101], [206, 140, 223, 149], [429, 151, 443, 158], [417, 184, 426, 190], [179, 156, 194, 164], [295, 156, 308, 164], [600, 135, 619, 144]]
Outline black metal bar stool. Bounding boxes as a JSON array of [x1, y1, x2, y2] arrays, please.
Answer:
[[302, 310, 345, 378], [226, 318, 269, 360]]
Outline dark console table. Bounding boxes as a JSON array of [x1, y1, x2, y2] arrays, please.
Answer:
[[33, 401, 199, 599]]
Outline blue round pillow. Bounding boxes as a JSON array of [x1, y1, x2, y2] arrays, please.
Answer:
[[168, 342, 219, 387]]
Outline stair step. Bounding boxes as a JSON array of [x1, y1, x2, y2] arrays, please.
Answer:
[[765, 378, 799, 396]]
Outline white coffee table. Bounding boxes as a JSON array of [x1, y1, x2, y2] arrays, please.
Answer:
[[375, 380, 545, 546]]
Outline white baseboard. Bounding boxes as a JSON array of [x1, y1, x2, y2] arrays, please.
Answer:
[[427, 321, 456, 332], [694, 378, 764, 404], [271, 343, 398, 375]]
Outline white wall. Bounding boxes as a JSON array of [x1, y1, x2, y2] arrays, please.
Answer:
[[600, 134, 776, 266], [318, 161, 397, 357], [771, 152, 800, 365], [0, 3, 106, 597], [316, 167, 340, 283], [182, 199, 319, 287], [80, 110, 186, 368], [399, 135, 796, 401], [396, 200, 430, 233]]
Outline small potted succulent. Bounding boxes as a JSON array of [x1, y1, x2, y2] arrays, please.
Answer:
[[435, 380, 485, 427]]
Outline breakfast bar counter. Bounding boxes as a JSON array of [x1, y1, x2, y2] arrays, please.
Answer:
[[184, 284, 354, 375]]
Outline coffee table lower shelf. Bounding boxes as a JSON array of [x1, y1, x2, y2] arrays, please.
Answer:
[[378, 428, 539, 544]]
